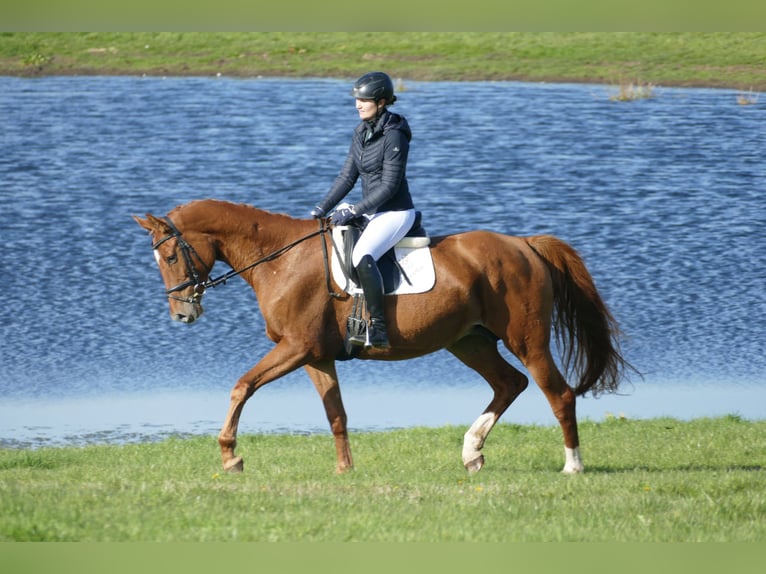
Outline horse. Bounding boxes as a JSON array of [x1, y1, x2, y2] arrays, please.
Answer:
[[135, 199, 630, 475]]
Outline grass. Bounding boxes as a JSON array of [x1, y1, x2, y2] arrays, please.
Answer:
[[1, 32, 766, 90], [1, 416, 764, 542]]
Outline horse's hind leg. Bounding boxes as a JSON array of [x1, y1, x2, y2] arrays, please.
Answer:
[[303, 359, 353, 473], [447, 332, 529, 473], [524, 351, 583, 474]]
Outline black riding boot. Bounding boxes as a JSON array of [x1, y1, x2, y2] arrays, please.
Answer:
[[355, 255, 390, 349]]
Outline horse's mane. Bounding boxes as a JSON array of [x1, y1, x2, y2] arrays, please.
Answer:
[[170, 199, 299, 229]]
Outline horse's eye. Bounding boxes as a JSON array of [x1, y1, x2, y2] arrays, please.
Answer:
[[166, 253, 178, 265]]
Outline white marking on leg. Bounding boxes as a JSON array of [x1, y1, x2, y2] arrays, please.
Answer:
[[462, 412, 496, 466], [563, 446, 584, 474]]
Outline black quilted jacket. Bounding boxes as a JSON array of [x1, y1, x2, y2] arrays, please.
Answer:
[[318, 110, 415, 215]]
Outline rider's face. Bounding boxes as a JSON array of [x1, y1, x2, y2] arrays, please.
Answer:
[[356, 98, 383, 121]]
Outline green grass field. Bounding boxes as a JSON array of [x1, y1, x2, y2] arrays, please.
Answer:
[[2, 32, 766, 90], [1, 416, 764, 542]]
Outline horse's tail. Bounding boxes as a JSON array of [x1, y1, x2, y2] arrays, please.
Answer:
[[525, 235, 631, 396]]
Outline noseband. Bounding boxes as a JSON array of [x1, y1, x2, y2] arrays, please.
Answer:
[[152, 217, 210, 304]]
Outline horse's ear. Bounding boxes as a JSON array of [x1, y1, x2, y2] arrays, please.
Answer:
[[134, 214, 169, 234], [133, 214, 151, 232]]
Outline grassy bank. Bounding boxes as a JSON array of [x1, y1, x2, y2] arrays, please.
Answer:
[[1, 416, 764, 542], [2, 32, 766, 90]]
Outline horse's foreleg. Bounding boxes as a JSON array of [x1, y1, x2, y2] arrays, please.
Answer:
[[218, 343, 309, 473], [525, 354, 583, 474], [218, 383, 251, 473], [448, 334, 529, 473], [304, 360, 353, 473]]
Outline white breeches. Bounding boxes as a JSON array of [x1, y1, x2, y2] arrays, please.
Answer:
[[350, 208, 417, 267]]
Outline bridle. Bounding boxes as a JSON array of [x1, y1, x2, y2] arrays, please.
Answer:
[[152, 217, 343, 304], [152, 217, 211, 304]]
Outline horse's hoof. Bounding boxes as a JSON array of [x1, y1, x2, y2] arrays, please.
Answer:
[[223, 456, 244, 473], [464, 455, 484, 473]]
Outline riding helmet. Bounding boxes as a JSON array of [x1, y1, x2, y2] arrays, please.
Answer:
[[351, 72, 397, 104]]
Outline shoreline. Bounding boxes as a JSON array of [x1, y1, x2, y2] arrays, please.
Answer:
[[3, 72, 759, 99], [3, 380, 764, 450], [3, 32, 765, 91]]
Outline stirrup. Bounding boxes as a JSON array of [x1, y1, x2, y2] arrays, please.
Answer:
[[347, 326, 367, 347]]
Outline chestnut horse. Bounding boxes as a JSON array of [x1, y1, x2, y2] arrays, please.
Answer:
[[135, 199, 629, 474]]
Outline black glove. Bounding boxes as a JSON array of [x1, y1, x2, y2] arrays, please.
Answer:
[[310, 206, 326, 219], [330, 206, 357, 226]]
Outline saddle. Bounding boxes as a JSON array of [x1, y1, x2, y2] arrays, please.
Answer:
[[331, 211, 434, 295]]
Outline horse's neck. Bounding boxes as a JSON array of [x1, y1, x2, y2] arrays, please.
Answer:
[[205, 207, 314, 277]]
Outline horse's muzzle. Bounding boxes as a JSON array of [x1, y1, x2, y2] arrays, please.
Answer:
[[170, 301, 204, 324]]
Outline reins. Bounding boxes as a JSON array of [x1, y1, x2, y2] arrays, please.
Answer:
[[157, 216, 343, 300]]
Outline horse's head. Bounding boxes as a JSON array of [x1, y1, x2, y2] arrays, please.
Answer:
[[134, 213, 215, 324]]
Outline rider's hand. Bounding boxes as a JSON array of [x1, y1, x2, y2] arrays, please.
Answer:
[[310, 206, 326, 219], [330, 206, 357, 226]]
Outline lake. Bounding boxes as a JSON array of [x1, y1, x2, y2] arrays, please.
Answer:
[[1, 76, 764, 448]]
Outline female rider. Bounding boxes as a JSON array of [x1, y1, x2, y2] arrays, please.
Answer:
[[311, 71, 417, 349]]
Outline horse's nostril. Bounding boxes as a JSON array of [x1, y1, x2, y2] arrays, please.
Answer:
[[174, 313, 195, 324]]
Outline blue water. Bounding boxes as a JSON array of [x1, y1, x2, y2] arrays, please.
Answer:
[[1, 76, 764, 447]]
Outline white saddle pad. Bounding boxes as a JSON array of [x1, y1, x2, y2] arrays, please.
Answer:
[[330, 226, 436, 295]]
